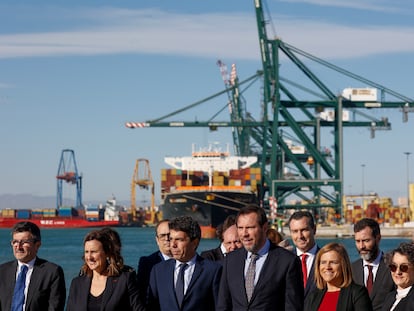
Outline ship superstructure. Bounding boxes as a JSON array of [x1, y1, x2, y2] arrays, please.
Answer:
[[161, 144, 260, 238]]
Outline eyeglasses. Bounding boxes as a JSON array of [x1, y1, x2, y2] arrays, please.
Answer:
[[11, 239, 38, 246], [157, 233, 170, 241], [389, 263, 412, 273]]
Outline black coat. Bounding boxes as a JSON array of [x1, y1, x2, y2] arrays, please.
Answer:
[[305, 282, 373, 311], [0, 258, 66, 311]]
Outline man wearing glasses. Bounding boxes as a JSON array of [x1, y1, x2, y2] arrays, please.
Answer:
[[0, 221, 66, 311], [137, 219, 172, 307], [351, 217, 395, 311]]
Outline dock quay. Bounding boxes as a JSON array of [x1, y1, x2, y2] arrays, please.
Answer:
[[280, 223, 414, 238]]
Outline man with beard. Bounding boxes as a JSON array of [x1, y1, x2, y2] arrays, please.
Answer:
[[351, 218, 395, 311], [217, 204, 303, 310]]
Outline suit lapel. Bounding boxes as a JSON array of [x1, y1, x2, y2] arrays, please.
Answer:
[[354, 259, 365, 284], [371, 258, 387, 297], [166, 260, 180, 309], [5, 261, 18, 309], [186, 257, 203, 295], [101, 277, 114, 311], [25, 258, 42, 308]]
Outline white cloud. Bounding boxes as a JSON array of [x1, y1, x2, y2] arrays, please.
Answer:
[[277, 0, 409, 13], [0, 8, 413, 61]]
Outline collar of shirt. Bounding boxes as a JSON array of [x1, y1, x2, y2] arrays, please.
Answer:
[[363, 251, 383, 267], [244, 240, 270, 285], [160, 252, 171, 261], [174, 256, 197, 293], [296, 243, 318, 257], [17, 258, 35, 271], [246, 239, 270, 260], [220, 243, 227, 256]]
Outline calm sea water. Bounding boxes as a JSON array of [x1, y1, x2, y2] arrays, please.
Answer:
[[0, 227, 410, 295]]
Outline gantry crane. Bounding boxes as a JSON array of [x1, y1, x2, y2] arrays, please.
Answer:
[[125, 0, 414, 220], [131, 158, 156, 224], [56, 149, 82, 209]]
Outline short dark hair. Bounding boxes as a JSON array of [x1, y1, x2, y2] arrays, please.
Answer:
[[353, 218, 380, 237], [385, 241, 414, 265], [169, 216, 201, 241], [288, 210, 315, 229], [236, 204, 267, 227], [12, 221, 41, 241]]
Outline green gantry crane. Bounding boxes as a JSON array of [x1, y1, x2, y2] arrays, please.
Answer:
[[125, 0, 414, 221]]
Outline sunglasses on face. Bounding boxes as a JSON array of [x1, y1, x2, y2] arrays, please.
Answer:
[[389, 263, 412, 273]]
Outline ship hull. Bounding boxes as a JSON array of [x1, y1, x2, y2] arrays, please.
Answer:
[[0, 217, 119, 228], [162, 190, 258, 238]]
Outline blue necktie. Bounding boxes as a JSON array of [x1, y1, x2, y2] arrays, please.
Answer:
[[11, 265, 28, 311], [175, 263, 188, 307]]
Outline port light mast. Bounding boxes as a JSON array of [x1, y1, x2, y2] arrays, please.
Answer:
[[125, 0, 414, 220], [56, 149, 82, 209]]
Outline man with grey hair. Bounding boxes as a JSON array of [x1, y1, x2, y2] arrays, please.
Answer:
[[351, 217, 394, 311], [137, 219, 172, 306], [148, 216, 222, 311]]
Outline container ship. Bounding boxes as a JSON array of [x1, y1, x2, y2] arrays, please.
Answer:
[[0, 198, 121, 228], [161, 144, 261, 238]]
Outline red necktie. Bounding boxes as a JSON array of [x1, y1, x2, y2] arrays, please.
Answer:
[[366, 265, 373, 294], [301, 254, 308, 288]]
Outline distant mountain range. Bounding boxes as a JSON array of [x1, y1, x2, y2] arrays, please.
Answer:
[[0, 194, 130, 210]]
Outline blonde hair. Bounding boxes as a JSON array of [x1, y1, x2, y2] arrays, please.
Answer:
[[314, 242, 353, 290]]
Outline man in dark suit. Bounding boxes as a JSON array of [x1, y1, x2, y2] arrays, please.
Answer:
[[0, 221, 66, 311], [201, 215, 241, 261], [137, 219, 172, 306], [288, 210, 320, 299], [217, 204, 303, 310], [351, 217, 395, 311], [148, 216, 222, 311]]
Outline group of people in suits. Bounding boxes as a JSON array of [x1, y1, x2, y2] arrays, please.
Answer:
[[287, 211, 414, 311], [2, 208, 414, 311]]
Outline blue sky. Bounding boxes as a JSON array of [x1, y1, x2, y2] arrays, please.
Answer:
[[0, 0, 413, 206]]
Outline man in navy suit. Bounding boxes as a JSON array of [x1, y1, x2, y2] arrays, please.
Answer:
[[351, 218, 394, 311], [0, 221, 66, 311], [288, 210, 320, 299], [137, 219, 172, 306], [217, 204, 303, 310], [148, 216, 222, 311]]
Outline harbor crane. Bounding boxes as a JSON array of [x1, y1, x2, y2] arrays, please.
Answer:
[[125, 0, 414, 219], [56, 149, 82, 209], [131, 158, 156, 224]]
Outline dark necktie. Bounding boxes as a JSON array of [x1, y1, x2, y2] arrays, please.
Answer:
[[366, 265, 373, 294], [11, 265, 28, 311], [245, 253, 258, 302], [175, 263, 188, 307], [301, 254, 308, 288]]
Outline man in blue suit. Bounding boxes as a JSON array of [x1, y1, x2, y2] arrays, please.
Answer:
[[148, 216, 222, 311], [217, 204, 303, 310], [288, 210, 320, 299], [0, 221, 66, 311]]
